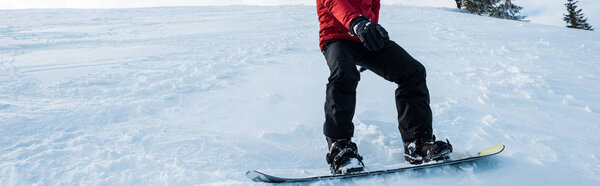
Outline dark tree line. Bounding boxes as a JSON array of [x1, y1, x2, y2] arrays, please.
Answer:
[[455, 0, 595, 31]]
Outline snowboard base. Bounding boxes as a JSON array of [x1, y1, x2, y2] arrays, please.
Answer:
[[246, 144, 505, 183]]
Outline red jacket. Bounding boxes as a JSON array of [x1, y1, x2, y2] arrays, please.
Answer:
[[317, 0, 380, 49]]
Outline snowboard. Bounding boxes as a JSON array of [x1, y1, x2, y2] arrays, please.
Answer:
[[246, 144, 505, 183]]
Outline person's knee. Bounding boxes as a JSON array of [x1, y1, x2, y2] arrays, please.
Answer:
[[328, 63, 360, 89], [402, 61, 427, 87], [391, 60, 426, 85], [413, 61, 427, 79]]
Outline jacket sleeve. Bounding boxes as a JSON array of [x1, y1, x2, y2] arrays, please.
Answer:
[[323, 0, 362, 28], [371, 0, 380, 23]]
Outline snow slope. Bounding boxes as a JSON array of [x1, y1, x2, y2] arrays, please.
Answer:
[[1, 5, 599, 185]]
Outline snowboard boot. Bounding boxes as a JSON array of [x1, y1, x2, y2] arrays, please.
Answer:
[[326, 138, 365, 174], [403, 135, 453, 165]]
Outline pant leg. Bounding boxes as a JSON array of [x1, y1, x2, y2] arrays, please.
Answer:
[[358, 40, 433, 142], [321, 40, 366, 139]]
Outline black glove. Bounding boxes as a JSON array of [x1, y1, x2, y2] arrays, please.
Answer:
[[349, 16, 389, 51]]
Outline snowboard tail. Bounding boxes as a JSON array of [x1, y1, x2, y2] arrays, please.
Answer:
[[246, 144, 505, 183]]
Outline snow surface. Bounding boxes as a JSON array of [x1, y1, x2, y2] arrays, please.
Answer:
[[1, 5, 600, 185]]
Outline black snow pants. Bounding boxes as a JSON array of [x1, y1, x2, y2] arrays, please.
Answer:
[[322, 40, 433, 142]]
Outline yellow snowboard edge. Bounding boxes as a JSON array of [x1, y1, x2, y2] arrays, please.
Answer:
[[477, 145, 505, 156]]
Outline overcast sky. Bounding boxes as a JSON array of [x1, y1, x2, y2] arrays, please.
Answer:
[[1, 0, 598, 28]]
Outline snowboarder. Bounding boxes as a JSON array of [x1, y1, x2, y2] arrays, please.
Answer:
[[316, 0, 453, 174]]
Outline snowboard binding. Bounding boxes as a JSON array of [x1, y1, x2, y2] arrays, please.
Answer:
[[404, 135, 453, 165], [326, 138, 365, 174]]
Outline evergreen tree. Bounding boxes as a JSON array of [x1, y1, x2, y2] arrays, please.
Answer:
[[563, 0, 594, 31], [462, 0, 500, 15], [462, 0, 526, 21], [489, 0, 526, 20]]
